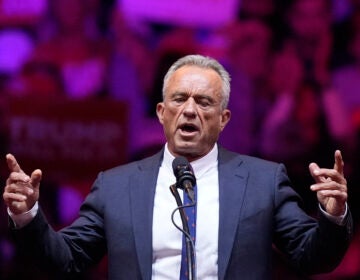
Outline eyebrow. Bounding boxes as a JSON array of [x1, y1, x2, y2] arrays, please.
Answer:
[[171, 91, 218, 105]]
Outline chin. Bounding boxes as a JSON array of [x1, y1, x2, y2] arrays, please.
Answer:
[[173, 143, 197, 155], [175, 145, 196, 154]]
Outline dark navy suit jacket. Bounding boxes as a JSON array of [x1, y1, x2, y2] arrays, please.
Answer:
[[12, 146, 352, 279]]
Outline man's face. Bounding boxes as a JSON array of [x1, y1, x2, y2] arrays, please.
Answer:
[[156, 65, 230, 161]]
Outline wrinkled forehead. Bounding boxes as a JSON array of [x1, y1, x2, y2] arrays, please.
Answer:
[[165, 65, 222, 93]]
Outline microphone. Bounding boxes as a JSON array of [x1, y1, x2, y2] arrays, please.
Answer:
[[172, 156, 196, 203]]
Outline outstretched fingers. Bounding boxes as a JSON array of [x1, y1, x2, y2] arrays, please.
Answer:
[[3, 154, 42, 214], [308, 150, 348, 216]]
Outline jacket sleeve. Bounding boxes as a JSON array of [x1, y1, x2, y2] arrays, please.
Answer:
[[273, 163, 353, 275], [10, 173, 107, 276]]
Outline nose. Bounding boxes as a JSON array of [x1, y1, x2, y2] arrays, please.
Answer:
[[183, 98, 197, 118]]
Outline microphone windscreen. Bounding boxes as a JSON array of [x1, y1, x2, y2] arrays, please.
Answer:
[[172, 156, 189, 175]]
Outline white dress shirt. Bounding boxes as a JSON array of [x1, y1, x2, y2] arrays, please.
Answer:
[[151, 144, 219, 279]]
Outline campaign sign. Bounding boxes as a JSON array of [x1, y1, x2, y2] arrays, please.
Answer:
[[7, 97, 128, 180]]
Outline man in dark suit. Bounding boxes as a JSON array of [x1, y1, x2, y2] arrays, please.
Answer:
[[3, 55, 352, 279]]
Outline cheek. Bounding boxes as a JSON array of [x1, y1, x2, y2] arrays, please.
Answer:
[[163, 110, 179, 128], [203, 115, 222, 133]]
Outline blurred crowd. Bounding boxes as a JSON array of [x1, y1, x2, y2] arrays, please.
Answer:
[[1, 0, 360, 279]]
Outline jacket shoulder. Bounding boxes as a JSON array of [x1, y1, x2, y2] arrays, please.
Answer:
[[102, 149, 163, 176], [219, 146, 283, 171]]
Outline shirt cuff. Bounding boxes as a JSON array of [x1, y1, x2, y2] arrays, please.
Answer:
[[8, 201, 39, 228], [319, 203, 348, 226]]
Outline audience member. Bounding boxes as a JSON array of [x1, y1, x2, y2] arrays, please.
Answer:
[[259, 44, 353, 214], [331, 6, 360, 224], [219, 19, 273, 155], [332, 8, 360, 128], [282, 0, 334, 87], [30, 0, 110, 99], [107, 7, 162, 158]]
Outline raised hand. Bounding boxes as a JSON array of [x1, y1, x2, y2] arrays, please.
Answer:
[[3, 154, 42, 215], [309, 150, 347, 216]]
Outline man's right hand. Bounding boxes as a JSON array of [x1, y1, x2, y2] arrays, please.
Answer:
[[3, 154, 42, 215]]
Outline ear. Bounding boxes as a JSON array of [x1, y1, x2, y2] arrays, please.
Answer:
[[156, 102, 165, 124], [220, 109, 231, 131]]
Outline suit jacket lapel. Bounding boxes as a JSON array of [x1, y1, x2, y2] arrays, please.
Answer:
[[130, 150, 163, 280], [128, 147, 248, 279], [217, 147, 248, 280]]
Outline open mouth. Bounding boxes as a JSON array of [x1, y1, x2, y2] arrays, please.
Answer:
[[179, 123, 198, 133]]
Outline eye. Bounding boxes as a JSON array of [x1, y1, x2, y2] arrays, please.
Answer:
[[199, 100, 210, 107], [173, 97, 186, 104], [196, 97, 213, 108], [172, 93, 187, 104]]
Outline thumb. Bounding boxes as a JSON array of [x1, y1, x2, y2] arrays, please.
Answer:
[[30, 169, 42, 189]]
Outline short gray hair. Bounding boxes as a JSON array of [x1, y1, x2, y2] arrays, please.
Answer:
[[162, 54, 231, 110]]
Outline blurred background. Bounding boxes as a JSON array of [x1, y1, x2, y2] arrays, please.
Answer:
[[0, 0, 360, 279]]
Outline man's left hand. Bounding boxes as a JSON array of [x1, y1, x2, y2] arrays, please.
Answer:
[[309, 150, 347, 216]]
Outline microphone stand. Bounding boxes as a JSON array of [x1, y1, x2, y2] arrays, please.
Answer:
[[170, 184, 195, 280]]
